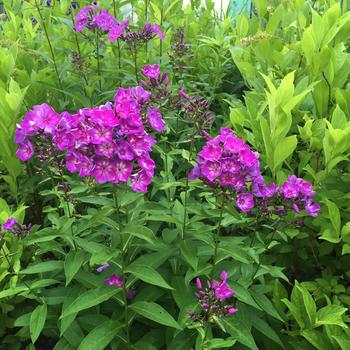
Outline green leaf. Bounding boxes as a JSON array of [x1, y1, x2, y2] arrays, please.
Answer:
[[222, 317, 258, 350], [122, 224, 156, 244], [129, 301, 181, 330], [301, 329, 333, 350], [77, 320, 122, 350], [325, 199, 341, 234], [207, 337, 236, 349], [64, 250, 85, 286], [316, 304, 347, 328], [20, 261, 63, 274], [60, 287, 118, 319], [30, 304, 47, 344], [125, 264, 174, 290], [273, 135, 297, 171]]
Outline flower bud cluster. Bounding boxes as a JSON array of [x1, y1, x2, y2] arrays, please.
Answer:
[[188, 271, 237, 323]]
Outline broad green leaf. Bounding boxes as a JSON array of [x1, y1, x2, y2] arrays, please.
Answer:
[[316, 304, 347, 328], [30, 304, 47, 344], [77, 320, 122, 350], [64, 250, 86, 286], [126, 264, 173, 290], [129, 301, 181, 330], [60, 287, 118, 319], [20, 261, 63, 274], [273, 135, 297, 171], [207, 337, 236, 349], [122, 224, 156, 244], [222, 317, 258, 350]]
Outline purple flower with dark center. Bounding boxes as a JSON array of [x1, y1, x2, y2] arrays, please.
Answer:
[[280, 176, 300, 199], [105, 274, 124, 286], [147, 108, 165, 133], [236, 193, 254, 212], [92, 157, 117, 183], [2, 218, 17, 231], [202, 161, 222, 181], [114, 140, 135, 160], [96, 262, 110, 272], [114, 159, 133, 183], [141, 65, 160, 79]]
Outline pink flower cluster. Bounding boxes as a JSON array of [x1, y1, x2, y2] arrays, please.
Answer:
[[74, 5, 165, 43], [190, 128, 320, 216], [188, 271, 237, 322], [15, 79, 166, 192]]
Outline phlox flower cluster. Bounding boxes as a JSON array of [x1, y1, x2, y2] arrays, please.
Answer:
[[74, 5, 165, 43], [15, 75, 166, 192], [188, 271, 237, 323], [190, 128, 320, 216]]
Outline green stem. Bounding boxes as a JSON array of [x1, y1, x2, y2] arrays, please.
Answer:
[[181, 136, 196, 240], [113, 189, 131, 348], [133, 45, 139, 84], [250, 222, 279, 283], [70, 7, 93, 107], [202, 195, 225, 347], [33, 0, 64, 95], [96, 31, 102, 91], [159, 7, 163, 64]]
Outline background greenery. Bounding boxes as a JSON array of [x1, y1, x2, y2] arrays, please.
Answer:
[[1, 0, 350, 349]]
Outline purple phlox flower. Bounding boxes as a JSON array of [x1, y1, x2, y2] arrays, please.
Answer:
[[141, 65, 160, 79], [114, 140, 135, 160], [74, 5, 100, 32], [131, 170, 152, 192], [138, 156, 155, 175], [93, 9, 116, 31], [213, 271, 235, 301], [280, 175, 300, 199], [2, 217, 17, 231], [16, 139, 34, 161], [178, 88, 192, 103], [96, 262, 110, 272], [114, 159, 133, 183], [92, 157, 117, 183], [147, 107, 165, 133], [151, 23, 165, 40], [201, 160, 222, 181], [239, 147, 259, 167], [130, 86, 151, 104], [105, 274, 124, 287], [198, 143, 223, 161], [305, 199, 320, 217], [188, 165, 201, 180], [236, 193, 254, 212]]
